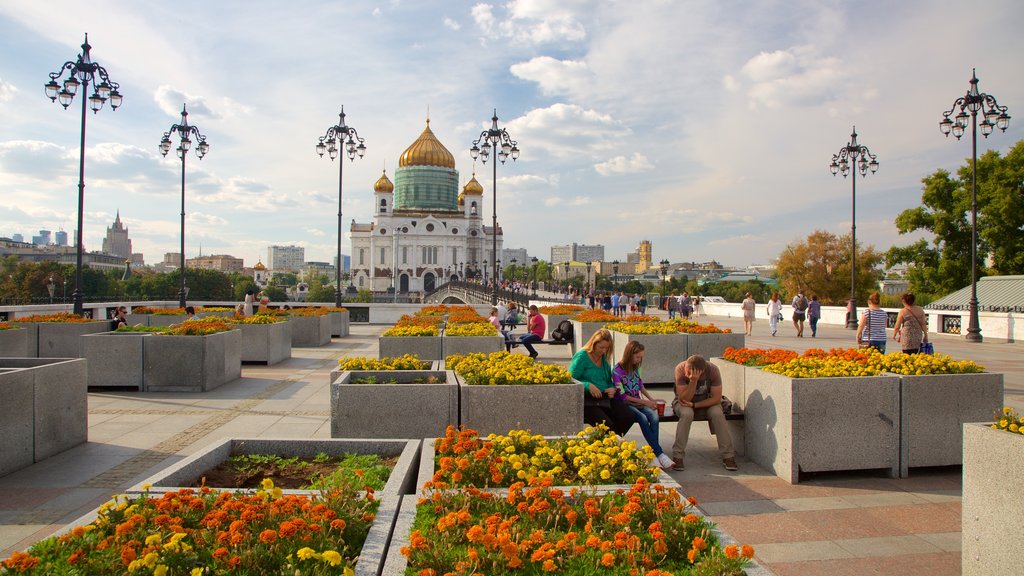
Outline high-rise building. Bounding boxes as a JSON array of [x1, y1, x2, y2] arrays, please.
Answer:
[[55, 230, 68, 246], [551, 243, 605, 264], [32, 230, 52, 246], [268, 245, 305, 272], [635, 240, 651, 273], [550, 244, 573, 264], [12, 233, 24, 243], [102, 211, 133, 259]]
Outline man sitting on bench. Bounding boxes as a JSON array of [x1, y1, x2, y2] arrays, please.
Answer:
[[671, 354, 737, 472], [518, 304, 545, 359]]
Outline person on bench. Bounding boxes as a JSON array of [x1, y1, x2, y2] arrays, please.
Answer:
[[518, 305, 545, 359], [671, 354, 737, 472], [612, 341, 674, 470], [570, 328, 632, 435]]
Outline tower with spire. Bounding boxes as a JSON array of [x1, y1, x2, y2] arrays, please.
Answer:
[[102, 210, 133, 259]]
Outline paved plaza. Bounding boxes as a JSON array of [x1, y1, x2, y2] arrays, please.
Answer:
[[1, 311, 1021, 575]]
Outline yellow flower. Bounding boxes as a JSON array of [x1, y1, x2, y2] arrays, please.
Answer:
[[261, 478, 275, 490], [154, 566, 168, 576], [191, 569, 205, 576], [145, 534, 162, 546], [297, 547, 319, 561], [322, 550, 343, 567]]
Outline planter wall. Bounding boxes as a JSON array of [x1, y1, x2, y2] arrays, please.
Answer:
[[962, 423, 1024, 575], [124, 313, 151, 326], [457, 375, 584, 436], [143, 329, 242, 392], [0, 327, 30, 357], [331, 370, 456, 439], [743, 367, 900, 483], [899, 372, 1003, 476], [541, 313, 575, 339], [379, 336, 443, 361], [0, 358, 87, 478], [238, 321, 292, 365], [610, 331, 687, 384], [328, 361, 441, 386], [148, 314, 187, 327], [686, 332, 745, 363], [572, 320, 605, 352], [441, 334, 504, 357], [82, 332, 149, 389], [710, 357, 748, 412], [13, 321, 110, 358], [289, 315, 331, 347], [330, 310, 350, 337]]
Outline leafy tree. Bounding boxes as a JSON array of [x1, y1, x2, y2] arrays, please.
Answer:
[[887, 140, 1024, 298], [775, 230, 883, 306]]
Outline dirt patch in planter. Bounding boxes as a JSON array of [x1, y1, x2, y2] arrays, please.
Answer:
[[189, 453, 398, 490]]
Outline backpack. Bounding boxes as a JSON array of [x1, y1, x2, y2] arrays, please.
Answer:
[[796, 296, 808, 312], [551, 319, 574, 342]]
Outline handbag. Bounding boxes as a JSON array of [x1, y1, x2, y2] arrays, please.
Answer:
[[584, 396, 611, 409], [920, 341, 934, 355]]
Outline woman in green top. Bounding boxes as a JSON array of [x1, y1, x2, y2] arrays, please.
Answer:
[[570, 329, 632, 435]]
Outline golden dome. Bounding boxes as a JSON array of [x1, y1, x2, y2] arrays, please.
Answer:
[[253, 260, 266, 271], [399, 119, 455, 169], [373, 169, 394, 194], [463, 173, 484, 196], [457, 191, 465, 206]]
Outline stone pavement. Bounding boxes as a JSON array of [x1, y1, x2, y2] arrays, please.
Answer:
[[1, 315, 1020, 575]]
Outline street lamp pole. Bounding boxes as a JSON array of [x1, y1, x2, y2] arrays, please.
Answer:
[[659, 259, 669, 300], [939, 69, 1010, 343], [160, 104, 210, 309], [47, 276, 56, 304], [471, 110, 520, 305], [44, 34, 123, 316], [586, 262, 592, 293], [531, 256, 538, 298], [830, 126, 878, 330], [317, 107, 366, 308], [613, 260, 619, 289]]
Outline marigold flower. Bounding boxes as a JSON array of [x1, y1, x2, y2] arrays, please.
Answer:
[[687, 548, 698, 563], [692, 536, 707, 551], [601, 552, 616, 567], [724, 544, 739, 559], [322, 550, 343, 566], [258, 529, 277, 544], [742, 544, 755, 558]]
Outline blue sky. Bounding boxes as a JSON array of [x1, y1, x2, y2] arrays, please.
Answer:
[[1, 0, 1022, 270]]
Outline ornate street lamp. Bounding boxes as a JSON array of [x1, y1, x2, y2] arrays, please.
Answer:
[[44, 34, 123, 315], [586, 261, 592, 292], [47, 275, 56, 304], [830, 126, 878, 330], [659, 259, 670, 298], [613, 259, 619, 288], [317, 107, 366, 307], [531, 256, 538, 297], [160, 104, 210, 308], [939, 69, 1010, 342], [470, 110, 519, 304]]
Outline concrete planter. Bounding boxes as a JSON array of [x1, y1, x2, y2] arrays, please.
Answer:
[[441, 334, 504, 357], [289, 315, 331, 347], [14, 320, 110, 358], [610, 331, 687, 384], [899, 372, 1003, 476], [330, 310, 350, 337], [571, 320, 606, 351], [541, 313, 575, 338], [456, 374, 584, 436], [329, 361, 441, 386], [0, 327, 30, 357], [143, 329, 242, 392], [743, 367, 900, 483], [686, 332, 745, 362], [82, 332, 150, 389], [962, 423, 1024, 575], [148, 314, 187, 327], [710, 357, 748, 411], [379, 335, 443, 360], [124, 313, 151, 326], [238, 321, 292, 365], [0, 358, 87, 478], [124, 438, 418, 576], [331, 370, 457, 439]]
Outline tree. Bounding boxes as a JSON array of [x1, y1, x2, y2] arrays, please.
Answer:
[[887, 140, 1024, 298], [775, 230, 883, 306]]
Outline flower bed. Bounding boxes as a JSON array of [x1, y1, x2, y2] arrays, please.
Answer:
[[331, 368, 456, 439], [330, 354, 432, 385], [144, 326, 242, 393], [379, 319, 443, 360], [232, 317, 291, 365]]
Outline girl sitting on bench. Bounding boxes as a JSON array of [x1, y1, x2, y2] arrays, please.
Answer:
[[612, 341, 674, 469]]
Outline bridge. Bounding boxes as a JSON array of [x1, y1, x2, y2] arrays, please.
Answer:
[[423, 280, 560, 308]]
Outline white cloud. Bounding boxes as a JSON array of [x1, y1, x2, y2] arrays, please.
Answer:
[[509, 56, 590, 96], [543, 195, 590, 207], [304, 227, 327, 237], [0, 77, 17, 103], [735, 46, 847, 109], [507, 103, 629, 160], [443, 17, 461, 31], [471, 0, 586, 45], [188, 212, 228, 225], [594, 153, 653, 176]]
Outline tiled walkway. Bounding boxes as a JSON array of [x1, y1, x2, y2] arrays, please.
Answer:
[[1, 313, 1020, 575]]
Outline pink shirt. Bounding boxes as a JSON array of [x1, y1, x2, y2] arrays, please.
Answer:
[[528, 312, 545, 338], [488, 315, 502, 331]]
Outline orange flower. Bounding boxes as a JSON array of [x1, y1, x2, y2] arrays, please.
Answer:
[[120, 545, 136, 565], [687, 548, 698, 563], [742, 544, 755, 558], [692, 536, 707, 551], [259, 529, 277, 544], [68, 550, 85, 565], [724, 544, 739, 559], [330, 519, 347, 531], [212, 547, 229, 560], [542, 559, 557, 572], [601, 552, 616, 567]]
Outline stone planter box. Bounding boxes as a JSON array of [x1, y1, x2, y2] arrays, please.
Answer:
[[0, 358, 87, 478], [238, 321, 292, 365], [14, 320, 110, 358], [289, 315, 331, 347], [144, 329, 242, 392], [331, 370, 457, 439], [379, 335, 443, 361], [899, 372, 1003, 476], [541, 313, 576, 338], [328, 361, 441, 386], [148, 314, 187, 327], [123, 438, 418, 576], [711, 357, 748, 411], [124, 313, 151, 326], [330, 310, 350, 337], [571, 320, 606, 351], [610, 331, 687, 384], [0, 327, 30, 357], [962, 423, 1024, 574], [82, 332, 150, 389], [456, 373, 584, 436], [686, 332, 745, 362], [441, 334, 504, 357], [743, 367, 900, 483]]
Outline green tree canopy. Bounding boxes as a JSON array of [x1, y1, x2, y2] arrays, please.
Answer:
[[775, 230, 883, 306]]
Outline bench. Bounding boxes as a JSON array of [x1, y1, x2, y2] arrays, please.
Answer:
[[655, 404, 746, 456], [505, 339, 574, 353]]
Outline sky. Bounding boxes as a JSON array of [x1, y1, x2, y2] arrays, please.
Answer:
[[1, 0, 1022, 271]]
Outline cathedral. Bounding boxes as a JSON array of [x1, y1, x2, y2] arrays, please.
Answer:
[[349, 119, 503, 294]]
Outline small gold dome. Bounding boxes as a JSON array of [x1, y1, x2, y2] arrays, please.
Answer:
[[457, 191, 466, 206], [373, 169, 394, 194], [463, 173, 484, 196], [253, 260, 266, 270], [399, 119, 455, 169]]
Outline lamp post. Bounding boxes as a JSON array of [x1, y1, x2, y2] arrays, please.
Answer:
[[470, 110, 519, 305], [939, 69, 1010, 343], [160, 104, 210, 309], [659, 259, 669, 299], [47, 275, 56, 304], [317, 107, 366, 307], [613, 260, 619, 289], [830, 126, 878, 330], [483, 259, 488, 287], [531, 256, 538, 297], [44, 34, 123, 315], [586, 261, 592, 293]]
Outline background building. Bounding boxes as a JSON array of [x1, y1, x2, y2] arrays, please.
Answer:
[[502, 248, 529, 267], [268, 245, 305, 272], [102, 212, 132, 258], [186, 254, 244, 272], [32, 230, 52, 246], [550, 243, 605, 265], [55, 230, 68, 246]]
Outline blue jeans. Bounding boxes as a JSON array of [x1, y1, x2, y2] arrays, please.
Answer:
[[627, 404, 664, 456], [865, 340, 886, 353], [520, 333, 542, 355]]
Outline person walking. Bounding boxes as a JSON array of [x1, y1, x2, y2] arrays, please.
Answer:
[[856, 292, 889, 352], [667, 292, 678, 320], [740, 292, 756, 335], [612, 341, 674, 469], [791, 290, 808, 337], [892, 292, 928, 354], [807, 295, 821, 337], [766, 292, 782, 336]]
